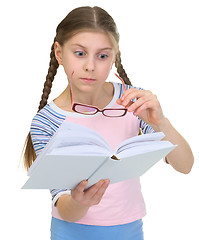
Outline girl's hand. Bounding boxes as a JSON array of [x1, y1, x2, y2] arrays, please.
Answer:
[[116, 88, 166, 129], [71, 179, 110, 207]]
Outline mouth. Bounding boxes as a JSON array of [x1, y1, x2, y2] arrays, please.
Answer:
[[80, 78, 96, 83]]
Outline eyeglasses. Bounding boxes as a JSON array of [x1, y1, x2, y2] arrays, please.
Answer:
[[69, 73, 128, 117]]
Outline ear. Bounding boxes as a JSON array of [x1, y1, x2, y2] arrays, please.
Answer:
[[54, 41, 63, 65]]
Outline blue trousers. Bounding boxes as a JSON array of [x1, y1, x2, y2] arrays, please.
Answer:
[[51, 217, 144, 240]]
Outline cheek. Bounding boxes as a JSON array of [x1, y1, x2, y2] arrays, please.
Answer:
[[98, 62, 113, 78], [62, 57, 81, 75]]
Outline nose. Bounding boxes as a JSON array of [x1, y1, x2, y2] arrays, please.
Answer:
[[83, 56, 95, 72]]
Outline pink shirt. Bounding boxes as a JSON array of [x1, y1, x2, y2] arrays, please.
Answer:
[[52, 102, 147, 226]]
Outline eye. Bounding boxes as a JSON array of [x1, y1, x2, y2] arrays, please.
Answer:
[[98, 54, 108, 60], [75, 51, 86, 57]]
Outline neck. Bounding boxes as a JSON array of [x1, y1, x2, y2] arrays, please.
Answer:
[[66, 82, 113, 109]]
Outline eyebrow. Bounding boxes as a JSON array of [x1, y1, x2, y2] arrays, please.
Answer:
[[71, 44, 113, 51]]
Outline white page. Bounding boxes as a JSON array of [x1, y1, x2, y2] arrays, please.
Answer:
[[28, 121, 112, 176], [50, 122, 111, 151], [114, 132, 165, 155], [117, 141, 176, 159], [49, 144, 110, 156]]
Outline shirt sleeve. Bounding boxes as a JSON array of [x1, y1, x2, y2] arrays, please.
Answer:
[[30, 107, 69, 206], [30, 111, 54, 157], [139, 118, 155, 134]]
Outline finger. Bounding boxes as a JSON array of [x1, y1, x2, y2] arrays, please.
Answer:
[[117, 98, 135, 109], [84, 180, 105, 199], [120, 90, 137, 103], [71, 180, 88, 202], [121, 90, 146, 107], [90, 179, 110, 203], [117, 88, 139, 105], [133, 100, 154, 115], [121, 88, 139, 100], [127, 94, 154, 112], [75, 180, 88, 194]]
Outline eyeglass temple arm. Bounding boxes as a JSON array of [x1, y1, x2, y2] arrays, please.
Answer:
[[68, 72, 74, 106], [114, 73, 127, 92]]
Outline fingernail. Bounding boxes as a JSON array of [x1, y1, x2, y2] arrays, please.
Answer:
[[96, 180, 103, 184], [121, 95, 124, 101], [105, 179, 110, 184]]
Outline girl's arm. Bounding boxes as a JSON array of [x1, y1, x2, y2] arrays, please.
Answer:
[[117, 89, 194, 174], [150, 117, 194, 174], [56, 179, 110, 222]]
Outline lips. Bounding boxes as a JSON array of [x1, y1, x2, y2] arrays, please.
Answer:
[[81, 78, 95, 80], [81, 78, 96, 83]]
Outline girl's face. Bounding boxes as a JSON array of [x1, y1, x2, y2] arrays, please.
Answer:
[[54, 31, 116, 92]]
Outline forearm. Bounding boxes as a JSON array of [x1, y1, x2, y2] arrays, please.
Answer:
[[151, 118, 194, 174], [56, 194, 90, 222]]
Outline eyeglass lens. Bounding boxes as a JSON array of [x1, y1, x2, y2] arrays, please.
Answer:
[[74, 105, 98, 115], [102, 109, 126, 117]]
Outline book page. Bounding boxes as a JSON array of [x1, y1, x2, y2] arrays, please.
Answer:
[[117, 141, 175, 159], [114, 132, 165, 155], [49, 144, 110, 156], [50, 121, 112, 152], [28, 121, 112, 176]]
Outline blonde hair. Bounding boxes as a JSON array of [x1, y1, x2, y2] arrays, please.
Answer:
[[23, 6, 132, 171]]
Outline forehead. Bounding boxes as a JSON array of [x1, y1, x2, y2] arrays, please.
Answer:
[[65, 31, 114, 50]]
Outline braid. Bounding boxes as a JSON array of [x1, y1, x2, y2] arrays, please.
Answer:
[[38, 40, 59, 111], [22, 40, 60, 171], [115, 51, 132, 86]]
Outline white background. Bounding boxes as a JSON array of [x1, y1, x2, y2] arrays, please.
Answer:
[[1, 0, 199, 239]]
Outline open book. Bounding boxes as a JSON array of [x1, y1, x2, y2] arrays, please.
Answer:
[[22, 121, 176, 189]]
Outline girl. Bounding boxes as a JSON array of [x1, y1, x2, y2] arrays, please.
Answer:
[[23, 6, 194, 240]]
